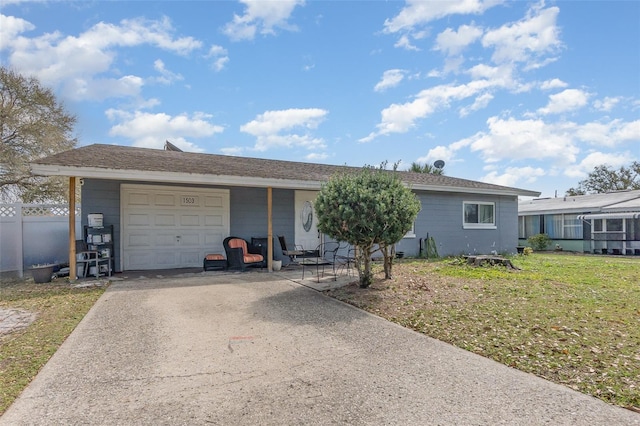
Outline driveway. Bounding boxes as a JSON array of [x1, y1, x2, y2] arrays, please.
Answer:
[[2, 272, 638, 425]]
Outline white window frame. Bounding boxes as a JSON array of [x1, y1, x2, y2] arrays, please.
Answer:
[[463, 201, 496, 229], [403, 221, 416, 238]]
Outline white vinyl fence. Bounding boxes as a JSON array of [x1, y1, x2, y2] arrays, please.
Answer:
[[0, 204, 81, 278]]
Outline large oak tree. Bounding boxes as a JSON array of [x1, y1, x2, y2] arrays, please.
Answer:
[[0, 67, 77, 202], [566, 162, 640, 195]]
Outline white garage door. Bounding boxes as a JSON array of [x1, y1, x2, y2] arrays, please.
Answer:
[[121, 184, 230, 271]]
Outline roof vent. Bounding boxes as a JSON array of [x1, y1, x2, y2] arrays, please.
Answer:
[[164, 140, 183, 152]]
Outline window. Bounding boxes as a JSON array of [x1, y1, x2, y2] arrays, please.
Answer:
[[404, 221, 416, 238], [463, 202, 495, 229], [519, 215, 541, 238], [542, 214, 583, 239]]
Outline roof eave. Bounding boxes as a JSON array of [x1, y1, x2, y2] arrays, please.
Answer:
[[31, 163, 540, 197], [30, 164, 323, 190], [412, 183, 539, 197]]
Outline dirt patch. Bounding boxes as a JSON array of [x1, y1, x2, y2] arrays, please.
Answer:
[[0, 308, 38, 338]]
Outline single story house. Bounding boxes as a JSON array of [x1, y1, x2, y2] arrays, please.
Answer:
[[31, 144, 539, 273], [518, 190, 640, 254]]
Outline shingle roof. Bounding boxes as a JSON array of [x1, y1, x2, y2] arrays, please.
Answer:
[[518, 189, 640, 214], [31, 144, 540, 196]]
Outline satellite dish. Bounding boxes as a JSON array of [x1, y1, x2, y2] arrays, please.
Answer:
[[434, 160, 445, 169]]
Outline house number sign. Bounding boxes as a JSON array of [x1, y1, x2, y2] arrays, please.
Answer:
[[181, 196, 199, 206]]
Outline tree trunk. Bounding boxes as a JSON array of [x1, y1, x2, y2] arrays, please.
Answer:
[[382, 244, 394, 279], [355, 244, 374, 288]]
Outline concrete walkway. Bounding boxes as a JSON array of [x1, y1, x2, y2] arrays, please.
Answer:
[[2, 272, 638, 425]]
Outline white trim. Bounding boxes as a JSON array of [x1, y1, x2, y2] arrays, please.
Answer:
[[463, 201, 496, 229], [577, 212, 640, 220]]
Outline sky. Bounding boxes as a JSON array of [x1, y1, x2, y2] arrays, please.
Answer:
[[1, 0, 638, 198]]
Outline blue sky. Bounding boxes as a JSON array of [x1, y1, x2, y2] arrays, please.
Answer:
[[1, 0, 638, 198]]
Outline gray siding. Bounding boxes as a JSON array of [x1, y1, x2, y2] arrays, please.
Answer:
[[395, 191, 519, 257], [230, 187, 295, 261], [81, 179, 519, 270], [81, 179, 121, 270], [82, 180, 296, 270]]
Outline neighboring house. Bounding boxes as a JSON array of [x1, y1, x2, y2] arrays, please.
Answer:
[[518, 190, 640, 254], [31, 144, 539, 272]]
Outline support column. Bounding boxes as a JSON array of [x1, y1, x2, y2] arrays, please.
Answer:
[[267, 187, 273, 272], [69, 177, 77, 281]]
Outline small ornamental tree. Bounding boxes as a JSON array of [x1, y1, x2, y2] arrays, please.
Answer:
[[314, 164, 420, 288]]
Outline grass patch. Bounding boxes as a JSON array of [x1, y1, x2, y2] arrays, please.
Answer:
[[326, 253, 640, 410], [0, 279, 105, 415]]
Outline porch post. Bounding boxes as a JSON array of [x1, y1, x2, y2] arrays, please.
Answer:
[[267, 187, 273, 272], [69, 176, 77, 281]]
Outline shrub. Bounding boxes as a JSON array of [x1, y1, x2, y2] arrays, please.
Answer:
[[523, 247, 534, 255], [527, 234, 551, 251]]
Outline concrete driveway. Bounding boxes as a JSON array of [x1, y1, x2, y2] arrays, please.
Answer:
[[2, 272, 638, 425]]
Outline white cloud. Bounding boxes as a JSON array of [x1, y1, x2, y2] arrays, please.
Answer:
[[360, 79, 502, 142], [416, 145, 458, 165], [374, 69, 406, 92], [564, 152, 632, 178], [240, 108, 328, 151], [481, 166, 546, 187], [206, 44, 230, 71], [220, 146, 245, 156], [467, 116, 579, 164], [305, 152, 329, 161], [383, 0, 503, 34], [222, 0, 305, 41], [107, 110, 224, 151], [394, 34, 420, 51], [482, 5, 562, 68], [152, 59, 184, 85], [538, 89, 590, 115], [459, 92, 494, 117], [434, 24, 483, 56], [0, 14, 35, 50], [540, 78, 568, 90], [1, 15, 202, 101], [574, 119, 639, 147], [593, 96, 621, 112]]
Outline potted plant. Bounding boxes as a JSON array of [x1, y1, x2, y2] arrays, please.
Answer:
[[29, 263, 56, 283]]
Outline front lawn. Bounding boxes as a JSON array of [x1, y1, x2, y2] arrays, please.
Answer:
[[325, 253, 640, 411], [0, 280, 105, 415]]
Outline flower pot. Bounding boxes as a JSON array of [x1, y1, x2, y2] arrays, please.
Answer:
[[30, 265, 55, 283], [272, 260, 282, 271]]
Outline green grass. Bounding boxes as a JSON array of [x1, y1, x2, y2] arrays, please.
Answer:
[[328, 253, 640, 410], [0, 280, 105, 415]]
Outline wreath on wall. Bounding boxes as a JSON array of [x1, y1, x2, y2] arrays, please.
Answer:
[[301, 201, 313, 232]]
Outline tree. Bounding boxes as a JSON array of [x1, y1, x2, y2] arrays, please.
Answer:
[[0, 67, 77, 202], [566, 162, 640, 196], [408, 161, 444, 175], [315, 164, 421, 288]]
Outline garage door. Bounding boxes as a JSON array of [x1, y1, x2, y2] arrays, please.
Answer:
[[121, 184, 230, 271]]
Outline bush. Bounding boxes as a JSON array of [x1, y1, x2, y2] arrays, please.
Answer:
[[527, 234, 551, 251], [523, 247, 534, 255]]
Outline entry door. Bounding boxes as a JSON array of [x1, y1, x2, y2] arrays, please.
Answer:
[[121, 184, 229, 270], [295, 190, 321, 250]]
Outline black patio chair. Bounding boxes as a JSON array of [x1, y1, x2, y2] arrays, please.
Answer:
[[223, 236, 265, 271], [300, 241, 341, 282]]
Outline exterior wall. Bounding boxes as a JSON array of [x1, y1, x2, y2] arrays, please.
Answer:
[[82, 180, 296, 270], [81, 179, 520, 268], [518, 238, 587, 253], [395, 192, 519, 257], [82, 179, 122, 270]]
